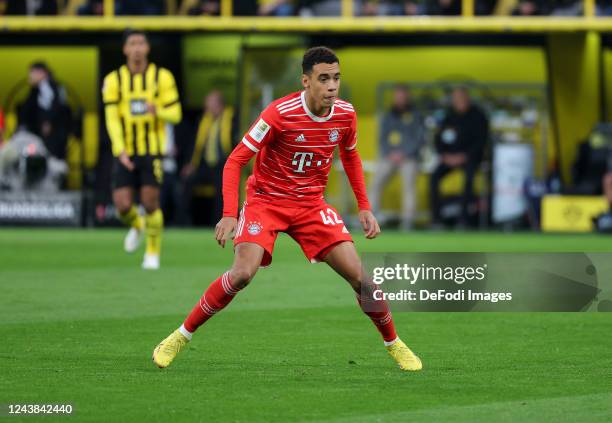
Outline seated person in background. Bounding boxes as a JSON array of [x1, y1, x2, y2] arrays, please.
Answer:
[[430, 86, 489, 227], [298, 0, 343, 16], [182, 0, 221, 15], [512, 0, 549, 15], [402, 0, 426, 15], [370, 86, 425, 230], [425, 0, 461, 14], [426, 0, 495, 14], [258, 0, 295, 15], [361, 0, 410, 15], [0, 0, 57, 15], [598, 0, 612, 15], [78, 0, 104, 15], [181, 90, 237, 222], [549, 0, 582, 15]]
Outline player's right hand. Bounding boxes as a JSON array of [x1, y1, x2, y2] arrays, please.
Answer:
[[119, 151, 135, 172], [215, 217, 237, 248]]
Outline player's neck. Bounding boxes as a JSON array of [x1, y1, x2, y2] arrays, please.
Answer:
[[127, 59, 148, 75], [304, 91, 330, 117]]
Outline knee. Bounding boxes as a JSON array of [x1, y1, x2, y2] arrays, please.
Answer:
[[345, 267, 364, 293], [143, 203, 159, 215], [114, 199, 132, 215], [229, 266, 257, 290], [141, 195, 159, 214]]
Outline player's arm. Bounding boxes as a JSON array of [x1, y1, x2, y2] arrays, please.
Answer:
[[103, 72, 133, 170], [154, 69, 182, 124], [339, 113, 380, 239], [215, 107, 277, 247]]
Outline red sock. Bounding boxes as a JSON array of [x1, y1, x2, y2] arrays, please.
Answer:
[[183, 272, 241, 333], [357, 294, 398, 343]]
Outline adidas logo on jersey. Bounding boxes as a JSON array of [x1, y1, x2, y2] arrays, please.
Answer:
[[295, 134, 306, 142]]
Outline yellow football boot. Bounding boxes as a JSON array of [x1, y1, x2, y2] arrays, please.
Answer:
[[386, 339, 423, 371], [152, 329, 189, 368]]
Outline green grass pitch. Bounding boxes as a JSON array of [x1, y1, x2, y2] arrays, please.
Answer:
[[1, 228, 611, 422]]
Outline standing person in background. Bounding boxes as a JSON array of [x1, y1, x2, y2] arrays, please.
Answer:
[[0, 0, 57, 15], [103, 29, 182, 270], [258, 0, 295, 15], [370, 86, 425, 230], [429, 86, 489, 228], [181, 90, 237, 223], [19, 62, 71, 161]]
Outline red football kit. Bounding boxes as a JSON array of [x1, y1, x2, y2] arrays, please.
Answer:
[[181, 91, 397, 345], [222, 90, 371, 266]]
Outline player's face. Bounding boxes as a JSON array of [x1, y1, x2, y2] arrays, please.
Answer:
[[303, 62, 340, 110], [123, 34, 150, 63]]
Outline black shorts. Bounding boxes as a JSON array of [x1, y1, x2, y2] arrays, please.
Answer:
[[112, 155, 163, 190]]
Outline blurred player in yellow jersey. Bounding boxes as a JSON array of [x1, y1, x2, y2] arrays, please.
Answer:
[[103, 29, 182, 270]]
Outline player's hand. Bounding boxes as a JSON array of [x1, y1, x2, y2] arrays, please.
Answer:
[[118, 151, 135, 171], [146, 103, 157, 116], [180, 163, 195, 179], [359, 210, 380, 239], [215, 216, 237, 248]]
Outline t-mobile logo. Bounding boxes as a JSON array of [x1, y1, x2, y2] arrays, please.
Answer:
[[292, 152, 314, 173]]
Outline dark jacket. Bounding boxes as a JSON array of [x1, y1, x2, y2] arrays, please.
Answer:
[[435, 105, 489, 163], [19, 79, 71, 160]]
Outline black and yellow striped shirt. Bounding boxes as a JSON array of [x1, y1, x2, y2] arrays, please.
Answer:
[[102, 63, 181, 157]]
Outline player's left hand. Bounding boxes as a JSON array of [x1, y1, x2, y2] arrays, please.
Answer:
[[359, 210, 380, 239], [215, 216, 237, 248], [146, 103, 157, 116]]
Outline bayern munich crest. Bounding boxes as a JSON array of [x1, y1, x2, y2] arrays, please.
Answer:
[[247, 221, 263, 236], [328, 129, 340, 143]]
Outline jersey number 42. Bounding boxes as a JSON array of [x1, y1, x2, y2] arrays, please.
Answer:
[[320, 208, 343, 225]]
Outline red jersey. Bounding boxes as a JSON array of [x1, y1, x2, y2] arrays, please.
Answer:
[[223, 90, 370, 217], [243, 91, 357, 202]]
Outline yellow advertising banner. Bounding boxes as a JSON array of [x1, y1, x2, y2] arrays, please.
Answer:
[[541, 195, 608, 232]]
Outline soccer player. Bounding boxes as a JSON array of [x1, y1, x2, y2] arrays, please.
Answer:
[[153, 47, 422, 371], [103, 29, 182, 270]]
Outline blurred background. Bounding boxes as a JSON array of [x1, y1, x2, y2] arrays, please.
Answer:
[[0, 0, 611, 234]]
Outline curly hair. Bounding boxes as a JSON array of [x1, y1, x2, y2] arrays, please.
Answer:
[[302, 46, 339, 74]]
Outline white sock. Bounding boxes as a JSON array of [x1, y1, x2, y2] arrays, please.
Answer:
[[384, 337, 399, 347], [178, 324, 193, 341]]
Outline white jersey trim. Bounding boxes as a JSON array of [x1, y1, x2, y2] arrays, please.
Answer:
[[242, 138, 260, 153]]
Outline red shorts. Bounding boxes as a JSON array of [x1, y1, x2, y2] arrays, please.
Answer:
[[233, 199, 353, 267]]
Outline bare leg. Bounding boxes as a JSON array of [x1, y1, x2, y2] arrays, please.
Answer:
[[112, 187, 134, 216], [324, 241, 398, 343]]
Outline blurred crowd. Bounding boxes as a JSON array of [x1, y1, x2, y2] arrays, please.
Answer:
[[0, 0, 611, 17]]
